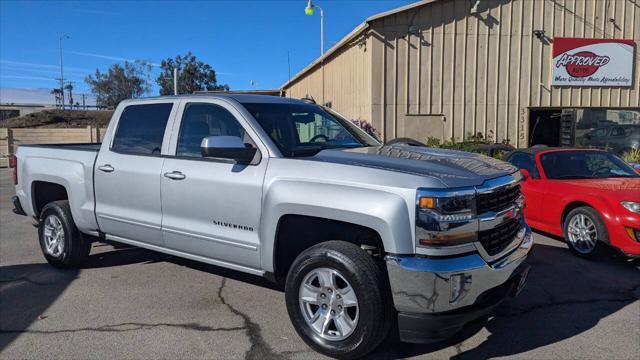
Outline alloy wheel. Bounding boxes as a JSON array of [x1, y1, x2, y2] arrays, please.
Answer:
[[298, 267, 359, 341], [567, 213, 597, 254], [43, 215, 65, 257]]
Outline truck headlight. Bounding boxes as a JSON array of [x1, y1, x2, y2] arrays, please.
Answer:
[[417, 195, 476, 246], [419, 195, 474, 215], [621, 201, 640, 214]]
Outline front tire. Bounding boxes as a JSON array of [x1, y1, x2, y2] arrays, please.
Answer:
[[38, 200, 91, 268], [563, 206, 609, 260], [285, 241, 392, 359]]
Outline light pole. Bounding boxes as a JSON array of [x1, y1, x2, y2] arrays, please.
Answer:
[[305, 0, 324, 56], [59, 34, 69, 109]]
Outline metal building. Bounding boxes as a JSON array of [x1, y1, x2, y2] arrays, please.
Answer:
[[282, 0, 640, 149]]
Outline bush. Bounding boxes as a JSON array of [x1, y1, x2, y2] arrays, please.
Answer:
[[621, 148, 640, 163], [351, 119, 381, 141], [425, 132, 512, 159]]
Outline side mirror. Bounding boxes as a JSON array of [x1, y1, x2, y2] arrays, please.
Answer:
[[520, 169, 531, 180], [201, 136, 257, 165]]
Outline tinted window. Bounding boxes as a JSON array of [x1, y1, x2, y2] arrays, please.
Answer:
[[540, 151, 638, 179], [112, 103, 173, 155], [508, 153, 539, 178], [176, 103, 246, 157], [243, 102, 376, 157]]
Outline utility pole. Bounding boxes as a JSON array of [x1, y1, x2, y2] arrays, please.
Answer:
[[59, 34, 69, 110], [82, 94, 86, 110], [173, 68, 178, 95]]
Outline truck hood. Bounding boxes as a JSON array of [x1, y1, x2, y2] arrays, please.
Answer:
[[306, 145, 518, 188]]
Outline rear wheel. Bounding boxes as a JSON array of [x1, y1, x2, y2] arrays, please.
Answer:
[[563, 206, 609, 260], [38, 200, 92, 268], [285, 241, 392, 359]]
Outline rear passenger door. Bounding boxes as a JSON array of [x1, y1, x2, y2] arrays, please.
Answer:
[[95, 101, 178, 246], [160, 100, 267, 271]]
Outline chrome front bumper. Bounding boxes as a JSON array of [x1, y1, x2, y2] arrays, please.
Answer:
[[385, 224, 533, 314]]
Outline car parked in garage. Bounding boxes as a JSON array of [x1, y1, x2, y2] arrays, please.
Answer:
[[577, 124, 640, 154], [505, 148, 640, 259]]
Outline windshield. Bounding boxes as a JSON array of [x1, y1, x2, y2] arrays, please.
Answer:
[[541, 151, 639, 179], [243, 102, 379, 157]]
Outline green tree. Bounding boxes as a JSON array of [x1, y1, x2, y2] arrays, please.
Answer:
[[85, 61, 151, 108], [156, 52, 229, 95]]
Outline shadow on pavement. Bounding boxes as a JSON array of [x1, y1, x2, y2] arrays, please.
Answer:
[[2, 240, 638, 357], [371, 242, 640, 359], [88, 241, 282, 291], [0, 264, 79, 350]]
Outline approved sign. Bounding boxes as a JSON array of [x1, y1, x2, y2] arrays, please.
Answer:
[[552, 38, 635, 87]]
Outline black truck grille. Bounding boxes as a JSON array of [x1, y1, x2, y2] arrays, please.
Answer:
[[478, 218, 521, 256], [476, 184, 521, 214]]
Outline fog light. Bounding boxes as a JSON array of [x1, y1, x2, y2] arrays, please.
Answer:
[[450, 274, 470, 303]]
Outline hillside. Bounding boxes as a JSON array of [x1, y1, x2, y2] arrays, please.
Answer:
[[1, 109, 114, 128]]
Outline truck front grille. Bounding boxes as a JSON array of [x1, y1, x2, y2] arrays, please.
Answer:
[[478, 218, 521, 256], [476, 184, 521, 214]]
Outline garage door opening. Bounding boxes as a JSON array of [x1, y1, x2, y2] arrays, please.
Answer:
[[529, 108, 640, 152], [529, 109, 562, 147]]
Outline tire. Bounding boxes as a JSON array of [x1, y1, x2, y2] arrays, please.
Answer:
[[38, 200, 92, 268], [285, 241, 393, 359], [563, 206, 610, 260]]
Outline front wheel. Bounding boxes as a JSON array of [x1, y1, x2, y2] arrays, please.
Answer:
[[285, 241, 393, 359], [563, 206, 610, 260]]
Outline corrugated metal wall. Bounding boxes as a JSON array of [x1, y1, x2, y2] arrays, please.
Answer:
[[370, 0, 640, 145], [283, 0, 640, 146], [284, 37, 373, 122]]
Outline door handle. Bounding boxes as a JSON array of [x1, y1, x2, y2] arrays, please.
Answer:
[[98, 164, 114, 173], [164, 171, 186, 180]]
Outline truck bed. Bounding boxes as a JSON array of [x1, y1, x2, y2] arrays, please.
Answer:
[[14, 143, 101, 232], [19, 143, 101, 152]]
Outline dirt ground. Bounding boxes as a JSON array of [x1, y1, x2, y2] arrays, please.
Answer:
[[0, 109, 114, 128]]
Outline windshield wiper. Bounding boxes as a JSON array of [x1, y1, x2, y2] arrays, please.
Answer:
[[552, 175, 593, 179], [288, 144, 368, 157], [603, 174, 639, 178]]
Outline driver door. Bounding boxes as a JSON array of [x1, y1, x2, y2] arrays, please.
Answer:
[[160, 100, 268, 271]]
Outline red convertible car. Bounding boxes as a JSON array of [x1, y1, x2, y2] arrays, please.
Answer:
[[505, 148, 640, 259]]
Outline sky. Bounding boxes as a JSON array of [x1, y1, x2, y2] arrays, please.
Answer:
[[0, 0, 415, 104]]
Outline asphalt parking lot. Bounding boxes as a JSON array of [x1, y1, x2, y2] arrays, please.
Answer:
[[1, 168, 639, 359]]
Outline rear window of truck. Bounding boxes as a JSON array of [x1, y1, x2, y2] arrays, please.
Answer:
[[111, 103, 173, 155]]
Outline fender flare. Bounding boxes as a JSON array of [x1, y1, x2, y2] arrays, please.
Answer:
[[260, 179, 414, 272]]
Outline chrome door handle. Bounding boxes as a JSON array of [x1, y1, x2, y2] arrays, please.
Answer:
[[98, 164, 114, 173], [164, 171, 186, 180]]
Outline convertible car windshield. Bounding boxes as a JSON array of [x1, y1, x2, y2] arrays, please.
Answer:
[[541, 151, 639, 179], [243, 102, 379, 157]]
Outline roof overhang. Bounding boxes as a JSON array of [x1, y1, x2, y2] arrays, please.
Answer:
[[281, 0, 437, 89]]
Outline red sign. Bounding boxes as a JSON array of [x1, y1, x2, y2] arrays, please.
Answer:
[[552, 38, 635, 86]]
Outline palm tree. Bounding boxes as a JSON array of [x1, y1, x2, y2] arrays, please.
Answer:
[[64, 83, 74, 108], [50, 88, 63, 108]]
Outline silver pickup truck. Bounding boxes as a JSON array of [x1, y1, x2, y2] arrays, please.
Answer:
[[12, 94, 532, 359]]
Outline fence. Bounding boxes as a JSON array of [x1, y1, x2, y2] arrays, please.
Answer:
[[0, 127, 107, 167]]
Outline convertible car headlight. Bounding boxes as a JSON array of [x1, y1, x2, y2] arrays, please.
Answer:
[[621, 201, 640, 214]]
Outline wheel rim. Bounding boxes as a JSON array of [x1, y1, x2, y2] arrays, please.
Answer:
[[43, 215, 65, 257], [298, 267, 359, 341], [567, 214, 597, 254]]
